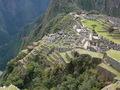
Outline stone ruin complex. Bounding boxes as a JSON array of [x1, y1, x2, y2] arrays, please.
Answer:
[[10, 13, 120, 90]]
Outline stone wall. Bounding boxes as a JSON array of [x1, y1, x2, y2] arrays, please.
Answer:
[[16, 49, 28, 60], [100, 37, 120, 53], [107, 55, 120, 71], [97, 65, 116, 81], [54, 47, 73, 52], [66, 53, 72, 61], [92, 58, 102, 64]]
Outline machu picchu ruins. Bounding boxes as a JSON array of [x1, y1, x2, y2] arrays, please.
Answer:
[[7, 12, 120, 89], [1, 0, 120, 90]]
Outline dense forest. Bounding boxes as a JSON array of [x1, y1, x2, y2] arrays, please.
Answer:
[[0, 54, 104, 90]]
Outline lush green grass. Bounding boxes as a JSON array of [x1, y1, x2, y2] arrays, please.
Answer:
[[83, 20, 106, 31], [75, 49, 103, 59], [60, 53, 70, 63], [49, 14, 75, 33], [83, 20, 120, 44], [67, 51, 74, 58], [106, 50, 120, 61]]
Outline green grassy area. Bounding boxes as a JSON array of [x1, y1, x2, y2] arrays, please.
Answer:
[[75, 49, 103, 59], [20, 49, 28, 54], [106, 50, 120, 61], [97, 18, 110, 28], [49, 14, 75, 33], [82, 20, 120, 44], [60, 53, 70, 63], [67, 51, 74, 58]]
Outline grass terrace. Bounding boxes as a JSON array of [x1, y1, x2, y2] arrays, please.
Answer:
[[67, 51, 74, 58], [60, 53, 70, 63], [82, 20, 120, 44], [106, 50, 120, 61], [75, 49, 103, 59]]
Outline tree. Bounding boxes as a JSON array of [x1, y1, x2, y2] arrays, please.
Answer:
[[108, 26, 114, 33], [91, 24, 97, 30], [91, 24, 97, 33]]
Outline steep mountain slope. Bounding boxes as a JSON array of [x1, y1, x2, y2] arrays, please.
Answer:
[[0, 0, 50, 46], [0, 0, 50, 70], [0, 14, 44, 70], [43, 0, 120, 26]]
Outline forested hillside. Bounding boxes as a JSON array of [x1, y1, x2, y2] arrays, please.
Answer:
[[0, 0, 50, 46], [0, 0, 50, 70]]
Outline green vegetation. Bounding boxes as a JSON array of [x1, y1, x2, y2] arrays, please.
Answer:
[[60, 53, 70, 63], [49, 14, 75, 33], [82, 20, 120, 44], [108, 26, 115, 33], [83, 20, 105, 31], [0, 56, 104, 90], [88, 10, 100, 14], [106, 50, 120, 61], [21, 13, 76, 50], [91, 24, 97, 30]]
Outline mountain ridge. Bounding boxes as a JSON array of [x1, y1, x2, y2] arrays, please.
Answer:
[[0, 0, 50, 70]]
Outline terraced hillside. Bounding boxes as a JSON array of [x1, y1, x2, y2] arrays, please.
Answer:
[[0, 13, 120, 89]]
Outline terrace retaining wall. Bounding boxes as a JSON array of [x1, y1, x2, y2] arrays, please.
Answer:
[[97, 65, 116, 81], [107, 55, 120, 71]]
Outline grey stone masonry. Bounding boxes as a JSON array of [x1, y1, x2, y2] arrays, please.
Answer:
[[56, 52, 65, 62], [54, 46, 73, 52], [66, 53, 72, 61], [107, 55, 120, 71], [48, 55, 55, 62], [97, 65, 116, 81], [52, 53, 59, 60]]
